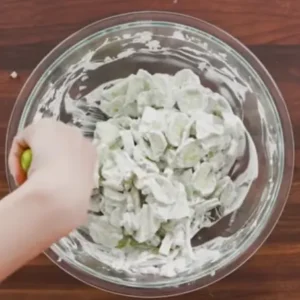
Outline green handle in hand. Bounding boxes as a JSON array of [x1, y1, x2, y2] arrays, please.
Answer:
[[21, 149, 32, 172]]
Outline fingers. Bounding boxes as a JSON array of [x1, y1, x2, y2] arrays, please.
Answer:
[[8, 124, 36, 185], [9, 119, 95, 187], [8, 136, 28, 185]]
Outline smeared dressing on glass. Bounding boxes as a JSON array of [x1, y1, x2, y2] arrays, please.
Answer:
[[33, 30, 275, 277]]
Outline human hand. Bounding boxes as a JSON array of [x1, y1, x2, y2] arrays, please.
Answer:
[[8, 119, 97, 232]]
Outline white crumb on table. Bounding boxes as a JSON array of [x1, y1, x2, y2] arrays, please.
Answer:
[[10, 71, 18, 79]]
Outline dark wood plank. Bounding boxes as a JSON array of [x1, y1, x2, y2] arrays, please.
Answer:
[[1, 0, 300, 49], [0, 0, 300, 299]]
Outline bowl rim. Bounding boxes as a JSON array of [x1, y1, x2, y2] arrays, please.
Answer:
[[5, 11, 294, 298]]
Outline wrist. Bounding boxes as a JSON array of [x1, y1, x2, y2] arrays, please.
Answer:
[[13, 178, 72, 239], [26, 174, 87, 235]]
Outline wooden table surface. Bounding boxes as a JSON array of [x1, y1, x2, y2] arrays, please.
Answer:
[[1, 0, 300, 299]]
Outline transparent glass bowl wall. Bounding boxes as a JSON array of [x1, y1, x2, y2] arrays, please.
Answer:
[[5, 12, 294, 297]]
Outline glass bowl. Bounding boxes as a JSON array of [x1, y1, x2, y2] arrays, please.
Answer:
[[5, 11, 294, 297]]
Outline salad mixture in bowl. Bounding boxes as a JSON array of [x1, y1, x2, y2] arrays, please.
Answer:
[[6, 12, 293, 297], [88, 69, 257, 277]]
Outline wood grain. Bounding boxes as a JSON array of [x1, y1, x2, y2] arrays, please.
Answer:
[[1, 0, 300, 299]]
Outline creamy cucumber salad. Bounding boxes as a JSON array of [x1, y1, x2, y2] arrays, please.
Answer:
[[87, 69, 257, 277]]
